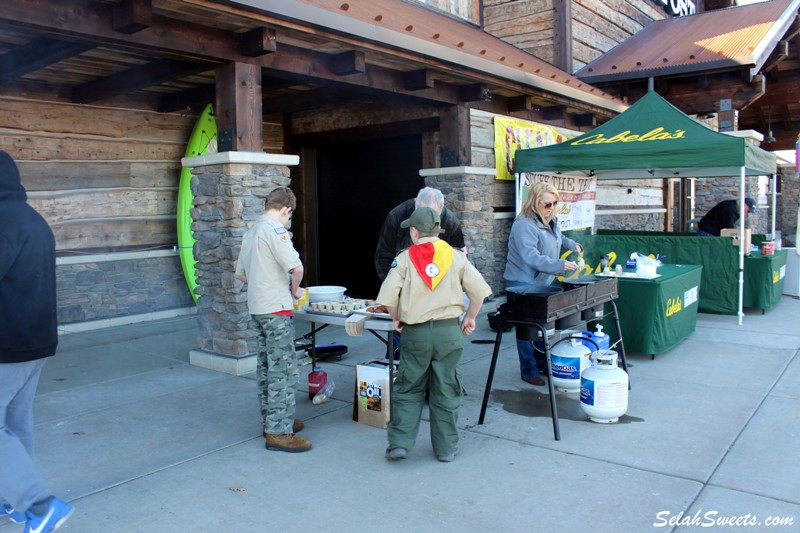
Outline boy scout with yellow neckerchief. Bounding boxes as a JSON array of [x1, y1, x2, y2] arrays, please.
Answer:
[[377, 207, 491, 463]]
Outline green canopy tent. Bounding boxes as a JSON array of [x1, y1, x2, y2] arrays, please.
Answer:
[[514, 90, 778, 324]]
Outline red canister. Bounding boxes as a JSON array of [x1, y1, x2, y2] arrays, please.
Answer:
[[760, 241, 775, 255], [308, 366, 328, 400]]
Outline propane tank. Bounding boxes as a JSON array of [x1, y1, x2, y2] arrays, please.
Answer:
[[580, 350, 629, 423], [550, 336, 591, 393]]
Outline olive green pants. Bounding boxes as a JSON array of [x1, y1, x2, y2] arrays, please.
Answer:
[[387, 319, 464, 457]]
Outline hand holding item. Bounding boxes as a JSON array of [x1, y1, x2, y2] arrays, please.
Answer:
[[564, 260, 579, 271]]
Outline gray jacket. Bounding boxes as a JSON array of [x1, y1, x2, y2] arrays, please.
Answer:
[[503, 214, 579, 290]]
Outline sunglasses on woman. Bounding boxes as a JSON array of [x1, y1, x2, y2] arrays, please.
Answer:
[[541, 201, 558, 209]]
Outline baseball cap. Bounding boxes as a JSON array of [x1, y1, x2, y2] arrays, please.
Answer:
[[744, 197, 756, 210], [400, 207, 445, 233]]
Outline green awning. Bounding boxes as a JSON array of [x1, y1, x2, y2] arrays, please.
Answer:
[[514, 91, 777, 179]]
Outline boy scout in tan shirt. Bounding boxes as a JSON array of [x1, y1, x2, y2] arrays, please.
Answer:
[[377, 207, 491, 462]]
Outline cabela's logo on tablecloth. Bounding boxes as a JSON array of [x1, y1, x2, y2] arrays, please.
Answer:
[[665, 297, 683, 317], [572, 127, 685, 146]]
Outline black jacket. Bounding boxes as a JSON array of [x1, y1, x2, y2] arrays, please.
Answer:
[[0, 151, 58, 363], [698, 199, 742, 236], [374, 198, 466, 281]]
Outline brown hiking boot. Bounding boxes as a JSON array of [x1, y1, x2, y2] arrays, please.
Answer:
[[265, 433, 312, 453], [263, 419, 304, 437]]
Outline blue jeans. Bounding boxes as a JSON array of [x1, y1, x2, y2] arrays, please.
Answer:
[[516, 339, 548, 381], [0, 359, 51, 513]]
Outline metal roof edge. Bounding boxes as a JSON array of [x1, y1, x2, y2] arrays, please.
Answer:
[[751, 0, 800, 74], [221, 0, 628, 114], [579, 58, 750, 84]]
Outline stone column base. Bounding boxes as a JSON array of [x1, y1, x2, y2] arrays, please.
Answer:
[[189, 349, 257, 376]]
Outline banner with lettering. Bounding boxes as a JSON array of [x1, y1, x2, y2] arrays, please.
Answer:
[[493, 116, 571, 181], [517, 172, 597, 231]]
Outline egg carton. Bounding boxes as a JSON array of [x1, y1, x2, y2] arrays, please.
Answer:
[[308, 297, 376, 313]]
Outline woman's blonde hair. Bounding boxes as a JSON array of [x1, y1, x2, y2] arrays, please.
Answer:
[[519, 182, 559, 222]]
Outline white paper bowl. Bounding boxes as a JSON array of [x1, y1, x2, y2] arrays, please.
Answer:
[[308, 285, 346, 303]]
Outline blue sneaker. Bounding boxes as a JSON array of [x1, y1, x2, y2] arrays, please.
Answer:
[[2, 503, 26, 523], [24, 498, 73, 533]]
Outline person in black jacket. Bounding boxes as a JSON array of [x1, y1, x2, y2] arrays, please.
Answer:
[[374, 187, 466, 282], [0, 151, 74, 531], [697, 197, 756, 236]]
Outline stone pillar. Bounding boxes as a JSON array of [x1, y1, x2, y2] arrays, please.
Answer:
[[181, 151, 299, 375], [419, 166, 501, 294]]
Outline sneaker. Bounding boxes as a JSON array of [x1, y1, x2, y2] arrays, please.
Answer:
[[436, 447, 460, 463], [263, 419, 304, 437], [24, 498, 73, 533], [2, 503, 26, 524], [265, 433, 312, 453], [385, 447, 408, 461]]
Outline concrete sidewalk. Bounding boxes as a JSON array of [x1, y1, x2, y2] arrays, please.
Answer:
[[2, 296, 799, 532]]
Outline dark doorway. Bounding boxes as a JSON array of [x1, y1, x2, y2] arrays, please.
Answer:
[[316, 135, 424, 298]]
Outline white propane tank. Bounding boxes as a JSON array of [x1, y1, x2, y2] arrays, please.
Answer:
[[580, 350, 629, 423], [550, 336, 591, 393]]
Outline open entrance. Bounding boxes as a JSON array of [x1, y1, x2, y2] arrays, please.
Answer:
[[315, 135, 424, 298]]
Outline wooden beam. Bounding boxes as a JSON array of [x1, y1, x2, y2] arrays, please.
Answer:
[[404, 69, 433, 91], [552, 0, 572, 73], [0, 37, 93, 82], [439, 104, 470, 166], [216, 62, 262, 152], [112, 0, 151, 34], [72, 59, 212, 104], [507, 95, 532, 112], [331, 51, 366, 75], [291, 117, 439, 146], [459, 83, 491, 102], [158, 84, 216, 113], [239, 27, 277, 57], [762, 40, 789, 74], [572, 113, 596, 127], [601, 73, 765, 114], [540, 105, 566, 120]]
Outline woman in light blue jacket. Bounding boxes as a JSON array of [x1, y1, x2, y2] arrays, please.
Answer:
[[504, 182, 582, 385]]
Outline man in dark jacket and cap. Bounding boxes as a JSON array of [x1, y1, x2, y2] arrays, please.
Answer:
[[697, 197, 757, 236], [0, 151, 74, 531]]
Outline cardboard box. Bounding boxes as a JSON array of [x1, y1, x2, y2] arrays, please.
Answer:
[[720, 228, 752, 251], [353, 360, 394, 428]]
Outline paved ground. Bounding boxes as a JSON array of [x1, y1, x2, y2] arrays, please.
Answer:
[[2, 296, 799, 533]]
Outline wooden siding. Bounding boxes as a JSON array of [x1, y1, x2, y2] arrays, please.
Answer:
[[409, 0, 481, 25], [572, 0, 666, 72], [482, 0, 664, 73], [0, 95, 284, 252], [483, 0, 555, 65]]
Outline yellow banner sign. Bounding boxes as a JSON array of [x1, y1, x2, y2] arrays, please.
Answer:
[[494, 116, 570, 181]]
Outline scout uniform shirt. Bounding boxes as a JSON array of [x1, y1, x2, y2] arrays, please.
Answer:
[[377, 237, 491, 325], [235, 214, 301, 315]]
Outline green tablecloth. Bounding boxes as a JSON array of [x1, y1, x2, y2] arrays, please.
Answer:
[[602, 264, 703, 355], [743, 249, 788, 310], [571, 231, 777, 315]]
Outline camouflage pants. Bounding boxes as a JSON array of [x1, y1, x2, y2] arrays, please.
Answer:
[[252, 313, 298, 435]]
